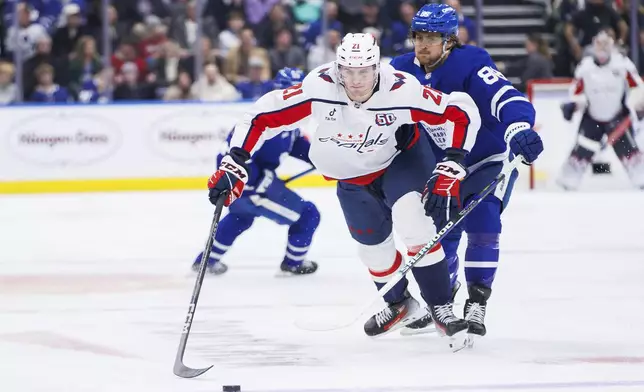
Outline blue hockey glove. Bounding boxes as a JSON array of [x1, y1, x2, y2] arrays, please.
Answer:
[[561, 102, 576, 121], [504, 122, 544, 165], [422, 150, 468, 229], [208, 147, 250, 206]]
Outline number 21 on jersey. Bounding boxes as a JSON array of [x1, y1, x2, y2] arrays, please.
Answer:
[[422, 85, 442, 105], [283, 83, 303, 100]]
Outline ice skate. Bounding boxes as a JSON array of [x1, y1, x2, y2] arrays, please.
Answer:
[[428, 302, 469, 351], [364, 293, 424, 337], [277, 259, 318, 276], [464, 284, 491, 348], [192, 252, 228, 275], [400, 280, 461, 336]]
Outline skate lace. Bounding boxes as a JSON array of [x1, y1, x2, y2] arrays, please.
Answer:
[[433, 304, 458, 324], [465, 302, 486, 325], [374, 307, 395, 327]]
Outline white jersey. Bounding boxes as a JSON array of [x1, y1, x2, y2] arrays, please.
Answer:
[[570, 52, 643, 122], [230, 62, 481, 183]]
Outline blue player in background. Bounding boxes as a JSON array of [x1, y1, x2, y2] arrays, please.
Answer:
[[192, 68, 320, 276], [390, 4, 544, 342]]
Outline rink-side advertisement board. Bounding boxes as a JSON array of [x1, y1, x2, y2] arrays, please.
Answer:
[[0, 102, 322, 194]]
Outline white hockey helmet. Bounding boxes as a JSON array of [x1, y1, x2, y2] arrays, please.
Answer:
[[335, 33, 380, 101]]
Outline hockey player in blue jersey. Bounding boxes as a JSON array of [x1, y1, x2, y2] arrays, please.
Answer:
[[191, 67, 320, 276], [390, 4, 544, 341]]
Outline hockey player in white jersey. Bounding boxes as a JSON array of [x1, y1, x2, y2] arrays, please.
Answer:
[[206, 33, 482, 344], [559, 31, 644, 190]]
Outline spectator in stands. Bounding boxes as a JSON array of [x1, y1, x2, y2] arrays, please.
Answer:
[[77, 67, 112, 104], [269, 28, 305, 75], [68, 36, 103, 97], [498, 33, 553, 93], [290, 0, 321, 24], [23, 35, 68, 98], [178, 36, 218, 81], [0, 62, 18, 104], [29, 63, 70, 102], [564, 0, 627, 64], [236, 56, 273, 99], [4, 2, 49, 60], [3, 0, 64, 34], [103, 5, 130, 51], [111, 41, 148, 81], [307, 27, 342, 70], [351, 0, 385, 34], [52, 4, 89, 59], [170, 0, 219, 51], [255, 3, 296, 49], [337, 0, 366, 33], [382, 1, 415, 56], [138, 17, 169, 62], [244, 0, 281, 27], [218, 11, 244, 58], [303, 1, 342, 51], [113, 61, 156, 100], [224, 27, 270, 83], [192, 62, 240, 101], [152, 40, 184, 87], [163, 70, 196, 100], [136, 0, 172, 21], [205, 0, 244, 31], [445, 0, 477, 45]]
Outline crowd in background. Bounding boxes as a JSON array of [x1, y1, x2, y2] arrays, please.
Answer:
[[0, 0, 641, 105]]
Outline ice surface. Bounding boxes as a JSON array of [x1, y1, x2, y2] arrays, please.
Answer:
[[1, 188, 643, 392]]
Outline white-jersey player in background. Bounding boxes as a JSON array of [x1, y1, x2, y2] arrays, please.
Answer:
[[559, 31, 644, 190], [206, 33, 482, 348]]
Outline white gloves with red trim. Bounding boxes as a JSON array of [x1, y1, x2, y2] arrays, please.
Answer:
[[422, 151, 468, 229], [208, 147, 250, 206]]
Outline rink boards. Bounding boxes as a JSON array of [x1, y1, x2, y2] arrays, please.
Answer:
[[1, 91, 642, 194], [0, 101, 322, 194]]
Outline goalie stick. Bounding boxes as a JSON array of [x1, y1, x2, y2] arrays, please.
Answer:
[[601, 115, 633, 150], [173, 193, 227, 378], [296, 157, 522, 332]]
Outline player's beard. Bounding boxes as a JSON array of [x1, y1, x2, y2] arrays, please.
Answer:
[[415, 42, 452, 73]]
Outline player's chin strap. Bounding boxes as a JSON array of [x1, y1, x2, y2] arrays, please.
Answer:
[[295, 156, 522, 333], [424, 40, 450, 72]]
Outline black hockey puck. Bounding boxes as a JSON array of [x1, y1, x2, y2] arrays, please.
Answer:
[[222, 386, 241, 392]]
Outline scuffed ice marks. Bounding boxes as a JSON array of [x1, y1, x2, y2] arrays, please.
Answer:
[[156, 319, 324, 367]]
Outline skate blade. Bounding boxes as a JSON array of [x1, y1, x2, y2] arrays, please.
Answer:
[[400, 323, 437, 336], [465, 332, 480, 349], [448, 329, 469, 353]]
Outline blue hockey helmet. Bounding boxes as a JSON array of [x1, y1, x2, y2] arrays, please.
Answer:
[[273, 67, 305, 90], [411, 4, 459, 38]]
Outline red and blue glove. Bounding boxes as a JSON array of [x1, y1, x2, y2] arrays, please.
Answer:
[[208, 147, 250, 206], [504, 122, 544, 165], [422, 151, 468, 229]]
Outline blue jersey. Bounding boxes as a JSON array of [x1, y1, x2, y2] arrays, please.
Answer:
[[218, 128, 312, 194], [390, 45, 535, 169]]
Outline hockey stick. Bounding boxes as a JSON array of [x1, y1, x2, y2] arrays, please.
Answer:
[[297, 157, 522, 332], [173, 192, 227, 378], [601, 115, 632, 150], [283, 167, 315, 184]]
